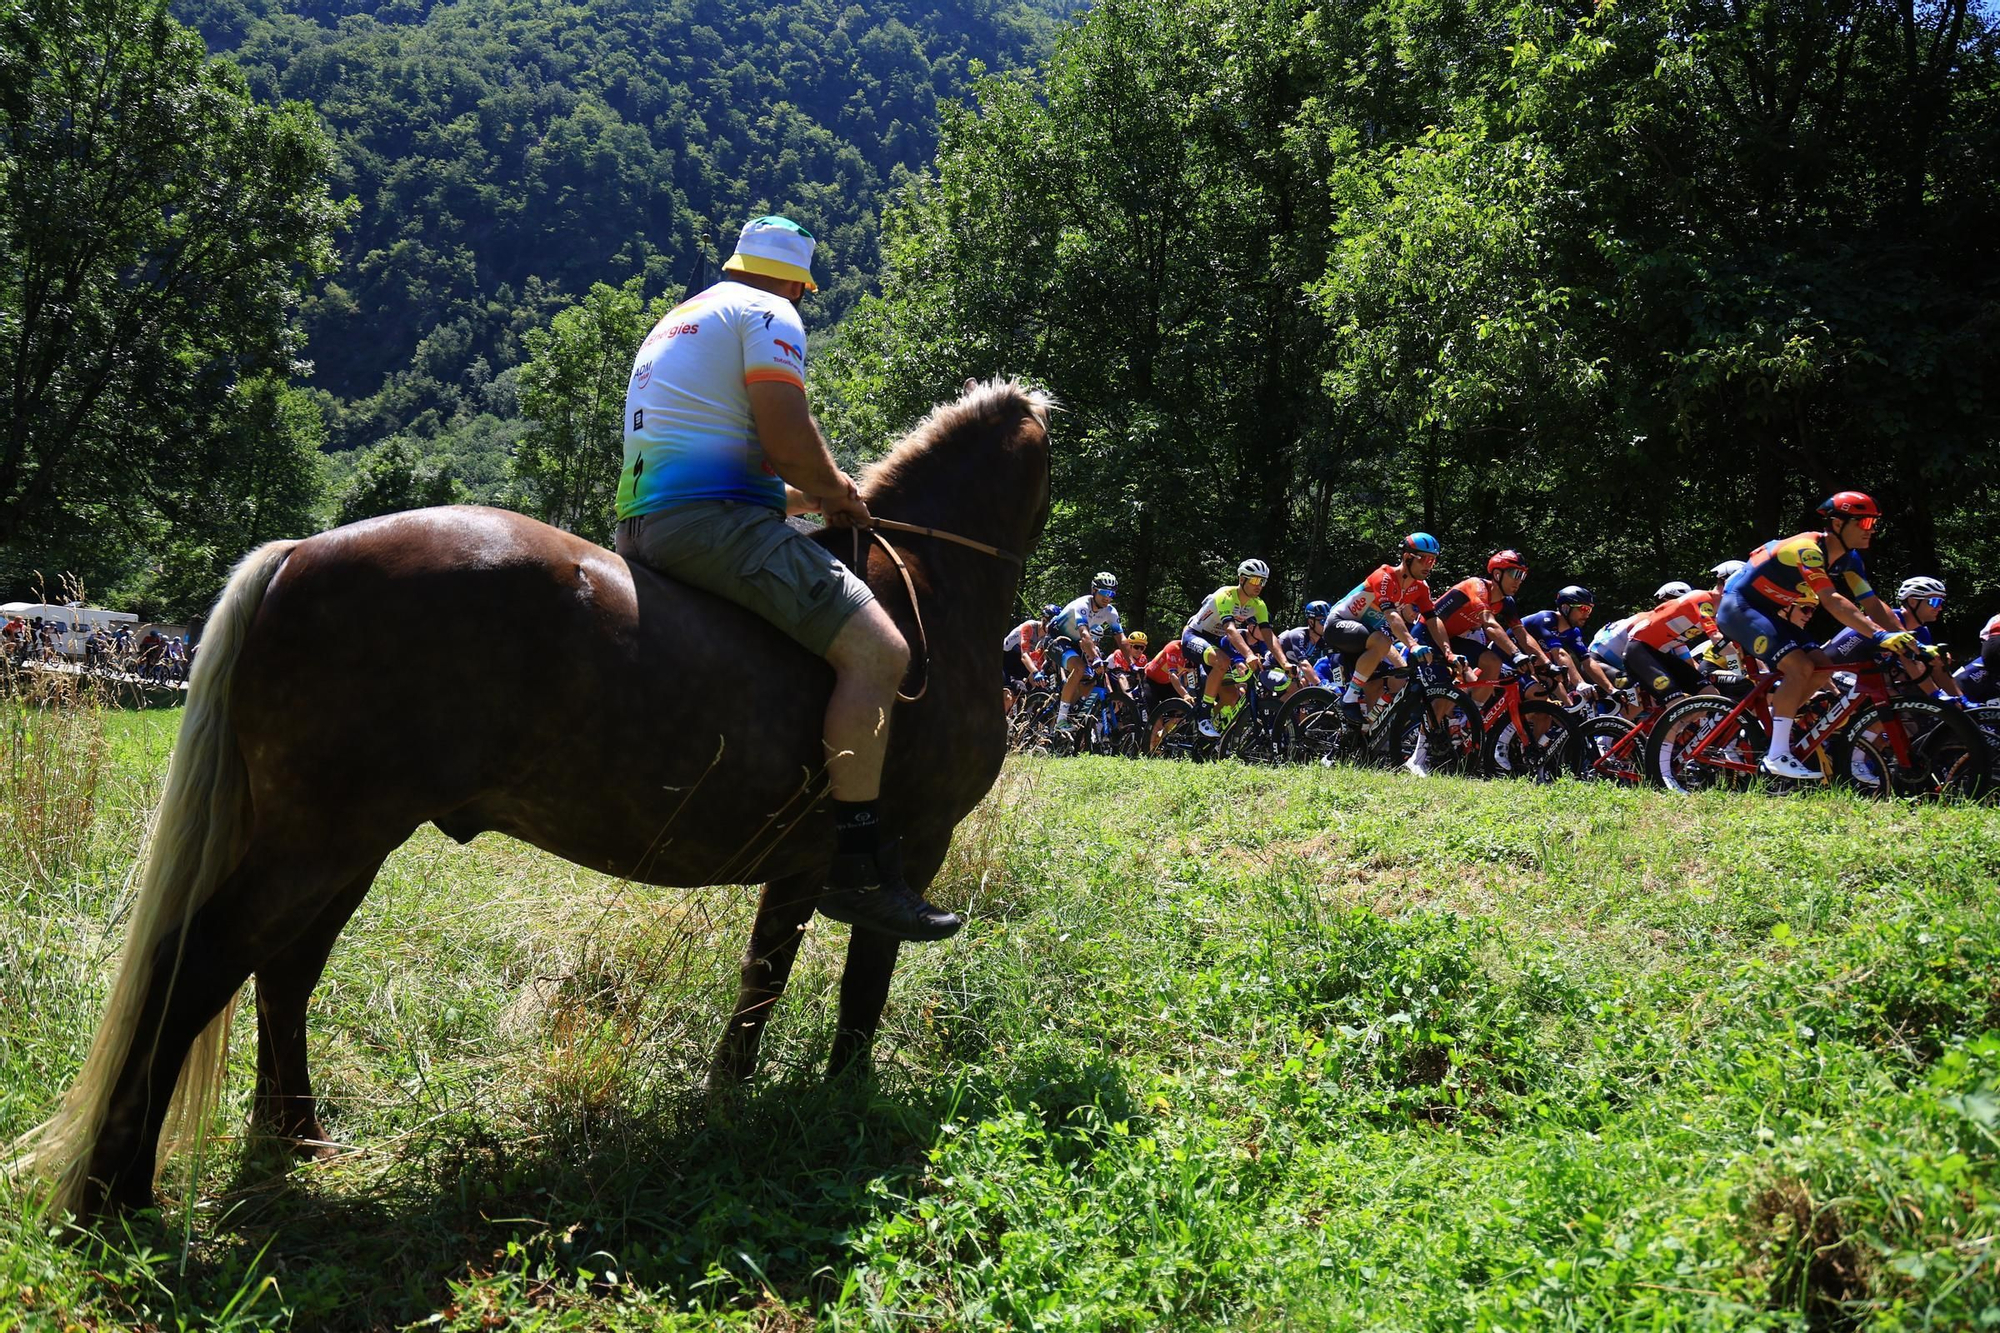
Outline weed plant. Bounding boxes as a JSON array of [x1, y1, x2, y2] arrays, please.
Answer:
[[2, 730, 1997, 1330]]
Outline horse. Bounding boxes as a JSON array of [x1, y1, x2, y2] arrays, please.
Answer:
[[6, 377, 1052, 1219]]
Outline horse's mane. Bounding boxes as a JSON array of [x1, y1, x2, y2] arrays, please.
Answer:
[[862, 377, 1054, 493]]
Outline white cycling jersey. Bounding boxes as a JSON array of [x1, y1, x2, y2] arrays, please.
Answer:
[[1050, 595, 1121, 644]]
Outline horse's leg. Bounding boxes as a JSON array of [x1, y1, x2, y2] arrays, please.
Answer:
[[86, 846, 381, 1213], [827, 839, 948, 1077], [251, 858, 386, 1154], [708, 870, 823, 1088]]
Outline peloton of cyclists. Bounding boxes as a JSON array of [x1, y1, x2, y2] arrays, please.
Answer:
[[1006, 489, 1995, 775]]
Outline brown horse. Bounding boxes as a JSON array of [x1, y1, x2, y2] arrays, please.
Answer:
[[6, 378, 1051, 1219]]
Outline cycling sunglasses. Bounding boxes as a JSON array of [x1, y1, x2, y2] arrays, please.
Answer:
[[1922, 596, 1945, 609], [1849, 515, 1880, 532]]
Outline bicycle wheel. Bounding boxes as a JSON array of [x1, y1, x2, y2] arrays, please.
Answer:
[[1276, 687, 1362, 766], [1566, 715, 1645, 784], [1965, 703, 2000, 794], [1828, 730, 1894, 797], [1218, 705, 1277, 763], [1388, 683, 1484, 776], [1009, 690, 1056, 752], [1150, 698, 1203, 762], [1644, 695, 1767, 794], [1843, 696, 1986, 799], [1483, 700, 1575, 780]]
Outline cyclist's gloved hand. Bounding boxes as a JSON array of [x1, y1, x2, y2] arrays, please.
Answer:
[[1874, 629, 1917, 654], [1407, 643, 1433, 664], [1510, 653, 1534, 671]]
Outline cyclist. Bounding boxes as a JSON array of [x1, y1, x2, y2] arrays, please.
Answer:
[[1276, 600, 1335, 688], [1715, 491, 1912, 780], [1953, 614, 2000, 703], [1183, 559, 1295, 737], [1521, 586, 1619, 701], [1619, 585, 1722, 702], [1821, 574, 1961, 698], [1106, 630, 1152, 724], [1000, 605, 1054, 707], [1434, 549, 1542, 706], [1048, 573, 1127, 731], [1330, 533, 1458, 724]]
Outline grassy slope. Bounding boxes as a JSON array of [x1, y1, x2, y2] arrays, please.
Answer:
[[2, 708, 1997, 1330]]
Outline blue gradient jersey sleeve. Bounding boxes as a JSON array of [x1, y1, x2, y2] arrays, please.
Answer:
[[616, 280, 808, 519]]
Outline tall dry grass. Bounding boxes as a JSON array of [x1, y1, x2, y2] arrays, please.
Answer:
[[0, 665, 111, 889]]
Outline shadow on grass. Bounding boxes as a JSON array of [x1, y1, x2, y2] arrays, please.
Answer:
[[132, 1047, 1137, 1329]]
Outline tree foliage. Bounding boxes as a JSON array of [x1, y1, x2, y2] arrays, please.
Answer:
[[0, 0, 345, 609], [173, 0, 1070, 446], [819, 0, 2000, 631], [510, 275, 670, 544]]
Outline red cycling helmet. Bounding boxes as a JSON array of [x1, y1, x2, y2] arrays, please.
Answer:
[[1818, 491, 1881, 519], [1486, 548, 1528, 574]]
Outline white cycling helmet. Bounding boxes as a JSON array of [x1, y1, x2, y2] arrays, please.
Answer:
[[1897, 575, 1946, 602], [1238, 558, 1270, 581], [1653, 580, 1693, 603], [1091, 571, 1118, 592], [1710, 559, 1748, 584]]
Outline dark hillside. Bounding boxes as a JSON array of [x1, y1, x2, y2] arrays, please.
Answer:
[[173, 0, 1070, 438]]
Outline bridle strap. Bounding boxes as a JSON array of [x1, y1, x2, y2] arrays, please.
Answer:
[[869, 517, 1023, 566], [846, 516, 1021, 704]]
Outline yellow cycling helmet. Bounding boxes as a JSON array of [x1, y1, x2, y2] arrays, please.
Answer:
[[1127, 630, 1149, 648]]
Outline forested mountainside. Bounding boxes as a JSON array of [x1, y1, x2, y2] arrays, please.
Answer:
[[170, 0, 1069, 443]]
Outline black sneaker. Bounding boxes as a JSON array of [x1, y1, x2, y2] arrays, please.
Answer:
[[819, 839, 963, 942]]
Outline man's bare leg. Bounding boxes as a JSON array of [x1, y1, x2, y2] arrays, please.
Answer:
[[822, 600, 907, 801], [818, 602, 961, 941]]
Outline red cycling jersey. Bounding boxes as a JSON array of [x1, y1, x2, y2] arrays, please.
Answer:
[[1439, 576, 1512, 639], [1145, 641, 1188, 684], [1630, 588, 1720, 652]]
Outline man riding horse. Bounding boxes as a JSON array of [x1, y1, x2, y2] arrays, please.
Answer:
[[614, 215, 957, 943]]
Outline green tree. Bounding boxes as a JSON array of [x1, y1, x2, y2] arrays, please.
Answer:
[[332, 436, 464, 527], [509, 275, 672, 545], [0, 0, 346, 557]]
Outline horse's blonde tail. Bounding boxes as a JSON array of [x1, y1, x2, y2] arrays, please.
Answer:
[[4, 539, 298, 1217]]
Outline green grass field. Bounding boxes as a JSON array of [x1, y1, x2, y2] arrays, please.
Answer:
[[3, 703, 1998, 1330]]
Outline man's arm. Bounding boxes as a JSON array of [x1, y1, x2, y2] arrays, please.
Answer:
[[1258, 624, 1291, 670], [748, 381, 867, 525]]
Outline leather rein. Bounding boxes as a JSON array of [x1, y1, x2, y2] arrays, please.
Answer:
[[850, 518, 1024, 703]]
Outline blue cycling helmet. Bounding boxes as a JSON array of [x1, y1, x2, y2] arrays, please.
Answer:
[[1403, 532, 1441, 555], [1042, 603, 1059, 619], [1305, 599, 1332, 621], [1555, 584, 1594, 608]]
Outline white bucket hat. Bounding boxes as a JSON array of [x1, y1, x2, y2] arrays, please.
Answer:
[[722, 215, 818, 291]]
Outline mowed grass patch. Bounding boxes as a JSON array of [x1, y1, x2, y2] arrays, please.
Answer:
[[1, 733, 1996, 1329]]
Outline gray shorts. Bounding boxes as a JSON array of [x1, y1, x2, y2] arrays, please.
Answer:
[[616, 501, 875, 656]]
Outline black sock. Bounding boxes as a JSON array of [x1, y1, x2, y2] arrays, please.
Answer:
[[833, 800, 880, 856]]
